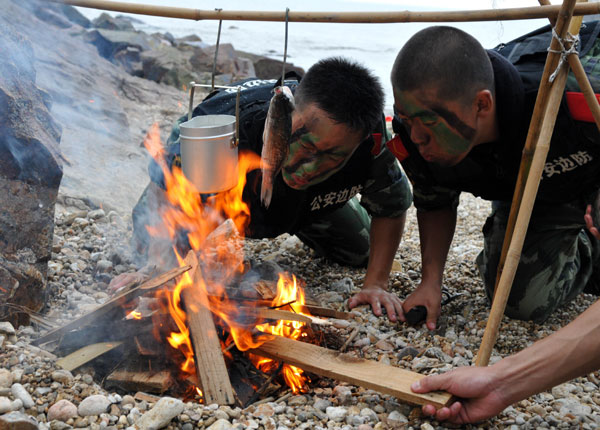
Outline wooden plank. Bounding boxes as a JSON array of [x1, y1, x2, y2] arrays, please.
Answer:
[[33, 265, 191, 346], [106, 370, 173, 393], [252, 335, 452, 408], [56, 341, 123, 371], [182, 251, 235, 405]]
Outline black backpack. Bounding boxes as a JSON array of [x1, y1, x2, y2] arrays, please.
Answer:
[[494, 20, 600, 102]]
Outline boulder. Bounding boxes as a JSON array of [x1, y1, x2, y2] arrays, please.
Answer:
[[84, 28, 156, 60], [141, 45, 197, 88], [92, 12, 135, 31], [4, 0, 187, 216], [58, 4, 92, 28], [190, 43, 257, 81], [253, 57, 305, 80], [18, 2, 91, 29], [0, 11, 63, 326]]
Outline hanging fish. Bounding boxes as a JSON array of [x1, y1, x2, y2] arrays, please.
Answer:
[[260, 85, 295, 208]]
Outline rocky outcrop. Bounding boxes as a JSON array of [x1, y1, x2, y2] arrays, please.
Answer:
[[0, 10, 63, 326]]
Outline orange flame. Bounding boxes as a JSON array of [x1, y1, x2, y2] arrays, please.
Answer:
[[253, 274, 309, 393], [142, 121, 309, 395], [126, 310, 142, 320]]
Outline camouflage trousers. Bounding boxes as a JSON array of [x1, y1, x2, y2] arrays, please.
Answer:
[[476, 199, 600, 323], [132, 183, 407, 269], [295, 197, 372, 268]]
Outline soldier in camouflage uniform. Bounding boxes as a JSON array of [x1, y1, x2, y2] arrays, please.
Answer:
[[113, 58, 413, 321], [387, 26, 600, 328]]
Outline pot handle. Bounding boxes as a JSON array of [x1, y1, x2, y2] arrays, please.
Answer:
[[187, 82, 241, 148]]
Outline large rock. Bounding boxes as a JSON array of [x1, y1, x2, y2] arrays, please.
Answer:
[[0, 10, 63, 326], [190, 43, 256, 80], [3, 0, 187, 215], [140, 45, 197, 88], [18, 1, 91, 29], [92, 12, 135, 31], [84, 28, 157, 61]]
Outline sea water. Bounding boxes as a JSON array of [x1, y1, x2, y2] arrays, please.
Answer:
[[76, 0, 550, 111]]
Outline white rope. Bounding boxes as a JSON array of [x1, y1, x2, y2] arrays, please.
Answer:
[[547, 27, 579, 83]]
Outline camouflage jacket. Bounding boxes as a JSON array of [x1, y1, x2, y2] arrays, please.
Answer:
[[150, 78, 411, 238]]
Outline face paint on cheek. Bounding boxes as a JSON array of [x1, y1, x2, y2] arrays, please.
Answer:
[[282, 131, 354, 189], [429, 121, 472, 156]]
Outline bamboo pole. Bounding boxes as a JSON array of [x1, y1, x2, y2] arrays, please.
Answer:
[[492, 0, 586, 299], [50, 0, 600, 23], [476, 0, 581, 367]]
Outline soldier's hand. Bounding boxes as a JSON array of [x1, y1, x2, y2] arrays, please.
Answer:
[[584, 204, 600, 240], [411, 365, 508, 424], [348, 287, 404, 322], [402, 280, 442, 330]]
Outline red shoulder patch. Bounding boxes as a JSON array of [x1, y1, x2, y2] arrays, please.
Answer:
[[566, 91, 600, 123], [386, 134, 410, 162]]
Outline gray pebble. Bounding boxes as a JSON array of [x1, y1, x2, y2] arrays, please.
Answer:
[[11, 383, 34, 408], [135, 397, 184, 430], [326, 406, 348, 422], [78, 394, 111, 416], [313, 398, 332, 412], [51, 370, 73, 385]]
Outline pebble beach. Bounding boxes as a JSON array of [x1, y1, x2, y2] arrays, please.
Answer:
[[1, 192, 598, 430]]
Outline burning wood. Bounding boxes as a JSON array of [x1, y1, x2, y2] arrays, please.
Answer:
[[180, 251, 235, 405], [32, 265, 191, 347]]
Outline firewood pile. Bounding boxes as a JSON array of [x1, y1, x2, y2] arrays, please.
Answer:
[[31, 256, 451, 410]]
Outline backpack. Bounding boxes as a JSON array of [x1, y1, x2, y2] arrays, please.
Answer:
[[494, 20, 600, 123]]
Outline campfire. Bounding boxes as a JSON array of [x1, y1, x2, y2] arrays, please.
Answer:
[[33, 124, 451, 410]]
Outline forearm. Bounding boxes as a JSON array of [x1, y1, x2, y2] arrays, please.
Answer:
[[417, 207, 456, 285], [363, 214, 406, 288], [492, 299, 600, 405]]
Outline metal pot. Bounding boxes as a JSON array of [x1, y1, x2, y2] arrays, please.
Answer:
[[179, 114, 238, 193]]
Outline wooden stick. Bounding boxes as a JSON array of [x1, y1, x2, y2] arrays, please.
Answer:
[[50, 0, 600, 23], [239, 308, 313, 325], [476, 0, 582, 367], [294, 304, 353, 320], [33, 265, 190, 346], [181, 251, 235, 405], [56, 341, 123, 371], [252, 335, 452, 408], [492, 0, 582, 299], [106, 370, 174, 393], [339, 326, 360, 353], [539, 0, 600, 131]]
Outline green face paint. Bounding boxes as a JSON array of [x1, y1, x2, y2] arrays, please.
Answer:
[[394, 90, 475, 164], [282, 125, 356, 190]]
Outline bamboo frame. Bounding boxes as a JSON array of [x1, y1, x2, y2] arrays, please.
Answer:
[[476, 0, 582, 367], [50, 0, 600, 23], [494, 0, 600, 306]]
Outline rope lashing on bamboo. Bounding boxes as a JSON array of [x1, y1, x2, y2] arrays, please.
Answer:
[[548, 28, 580, 82]]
